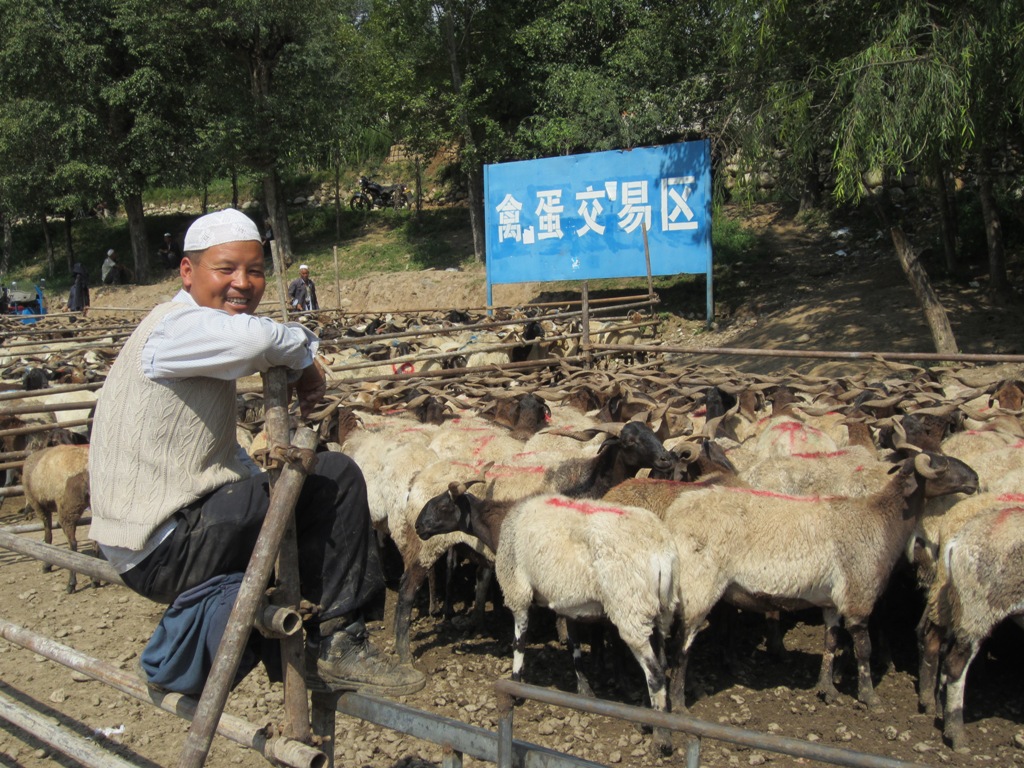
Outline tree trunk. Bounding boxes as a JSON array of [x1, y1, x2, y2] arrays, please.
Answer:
[[62, 212, 75, 273], [889, 226, 959, 354], [231, 168, 239, 210], [439, 3, 485, 263], [334, 160, 342, 240], [798, 160, 821, 214], [930, 155, 958, 276], [466, 165, 485, 263], [263, 169, 292, 269], [39, 214, 54, 278], [123, 191, 149, 284], [1, 213, 11, 275], [202, 184, 209, 215], [414, 156, 423, 216], [976, 152, 1009, 303], [262, 168, 291, 319]]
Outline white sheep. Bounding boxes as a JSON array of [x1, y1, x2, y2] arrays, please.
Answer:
[[415, 478, 679, 756], [921, 504, 1024, 749], [661, 451, 979, 712], [741, 445, 892, 497], [22, 444, 95, 593]]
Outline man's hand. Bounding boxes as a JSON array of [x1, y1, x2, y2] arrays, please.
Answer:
[[293, 358, 326, 419]]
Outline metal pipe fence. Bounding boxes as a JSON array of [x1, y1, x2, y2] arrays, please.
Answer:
[[494, 679, 933, 768]]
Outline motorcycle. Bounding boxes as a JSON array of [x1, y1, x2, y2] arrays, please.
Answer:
[[2, 280, 46, 324], [349, 176, 410, 210]]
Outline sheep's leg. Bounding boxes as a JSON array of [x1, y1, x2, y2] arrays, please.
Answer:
[[59, 515, 79, 594], [848, 620, 878, 708], [917, 614, 943, 715], [440, 547, 456, 618], [625, 638, 671, 756], [666, 620, 694, 713], [394, 563, 429, 664], [563, 619, 595, 697], [510, 610, 530, 685], [815, 609, 841, 703], [38, 506, 54, 574], [942, 636, 978, 751], [764, 610, 786, 659], [471, 564, 493, 626]]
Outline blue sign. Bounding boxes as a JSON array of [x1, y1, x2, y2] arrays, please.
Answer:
[[484, 141, 712, 311]]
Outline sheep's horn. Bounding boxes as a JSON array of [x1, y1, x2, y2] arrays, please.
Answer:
[[891, 419, 920, 453], [673, 442, 701, 463], [913, 452, 943, 479]]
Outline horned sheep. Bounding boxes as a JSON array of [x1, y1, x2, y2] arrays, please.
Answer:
[[660, 451, 979, 712]]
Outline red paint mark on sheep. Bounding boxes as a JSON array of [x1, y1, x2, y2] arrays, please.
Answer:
[[991, 507, 1024, 531], [997, 493, 1024, 503], [790, 450, 849, 459], [546, 498, 626, 516], [725, 486, 842, 502]]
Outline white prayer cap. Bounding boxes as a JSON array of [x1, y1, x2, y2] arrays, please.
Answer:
[[163, 232, 171, 237], [107, 248, 115, 256], [299, 264, 309, 271], [183, 208, 260, 252]]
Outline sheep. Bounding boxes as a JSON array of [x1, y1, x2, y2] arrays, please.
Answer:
[[910, 491, 1024, 711], [414, 477, 679, 756], [390, 420, 673, 663], [920, 504, 1024, 749], [741, 444, 892, 497], [662, 451, 979, 712], [21, 444, 95, 593]]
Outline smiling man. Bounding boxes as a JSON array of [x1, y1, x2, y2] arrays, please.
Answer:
[[89, 208, 424, 697]]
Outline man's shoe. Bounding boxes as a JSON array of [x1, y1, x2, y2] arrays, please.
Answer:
[[307, 624, 426, 696]]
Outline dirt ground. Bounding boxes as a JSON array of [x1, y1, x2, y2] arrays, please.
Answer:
[[1, 202, 1023, 768]]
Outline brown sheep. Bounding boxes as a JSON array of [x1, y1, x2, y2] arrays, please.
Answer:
[[22, 444, 95, 593]]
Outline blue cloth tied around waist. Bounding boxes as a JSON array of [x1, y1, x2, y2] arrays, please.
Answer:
[[140, 573, 262, 695]]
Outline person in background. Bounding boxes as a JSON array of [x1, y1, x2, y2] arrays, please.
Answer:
[[287, 264, 319, 312], [157, 232, 183, 270], [67, 263, 90, 312], [101, 249, 130, 285], [88, 208, 423, 697]]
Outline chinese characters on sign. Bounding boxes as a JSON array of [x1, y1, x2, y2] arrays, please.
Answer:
[[495, 176, 700, 247]]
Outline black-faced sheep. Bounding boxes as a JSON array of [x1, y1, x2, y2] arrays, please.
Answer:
[[22, 444, 94, 593], [415, 478, 679, 756]]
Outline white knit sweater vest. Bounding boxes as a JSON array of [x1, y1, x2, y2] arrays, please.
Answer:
[[89, 302, 248, 549]]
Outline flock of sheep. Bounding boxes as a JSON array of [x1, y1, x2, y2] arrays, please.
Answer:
[[2, 304, 1024, 758]]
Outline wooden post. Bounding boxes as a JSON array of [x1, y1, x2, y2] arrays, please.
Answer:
[[333, 245, 341, 312], [177, 368, 315, 768], [581, 282, 592, 369], [263, 368, 313, 744], [641, 222, 655, 299]]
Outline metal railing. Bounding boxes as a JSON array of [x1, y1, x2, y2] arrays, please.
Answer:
[[494, 679, 934, 768]]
